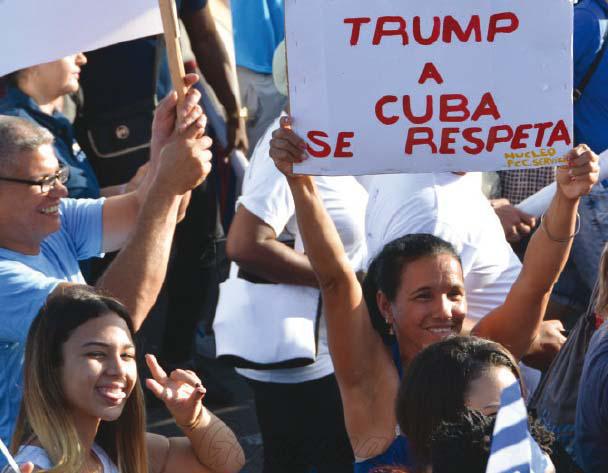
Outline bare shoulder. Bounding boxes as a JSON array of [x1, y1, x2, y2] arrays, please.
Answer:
[[146, 433, 170, 473]]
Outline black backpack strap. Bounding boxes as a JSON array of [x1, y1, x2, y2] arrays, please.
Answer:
[[574, 25, 608, 102]]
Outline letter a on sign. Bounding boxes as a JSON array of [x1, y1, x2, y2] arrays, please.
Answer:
[[418, 63, 444, 85]]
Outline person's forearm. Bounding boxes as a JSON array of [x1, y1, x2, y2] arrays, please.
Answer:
[[183, 407, 245, 473], [96, 191, 180, 330], [187, 14, 240, 116], [193, 42, 239, 116], [231, 239, 318, 287], [286, 175, 389, 391], [286, 176, 355, 290], [474, 188, 579, 360], [521, 187, 578, 293]]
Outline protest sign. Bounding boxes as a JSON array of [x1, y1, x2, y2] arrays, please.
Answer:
[[0, 0, 163, 77], [286, 0, 573, 175]]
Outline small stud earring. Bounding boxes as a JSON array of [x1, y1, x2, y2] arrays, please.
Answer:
[[385, 319, 394, 336]]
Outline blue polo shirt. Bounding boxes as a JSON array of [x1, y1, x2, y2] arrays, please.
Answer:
[[231, 0, 285, 74], [0, 87, 101, 199], [574, 0, 608, 152], [0, 197, 104, 444]]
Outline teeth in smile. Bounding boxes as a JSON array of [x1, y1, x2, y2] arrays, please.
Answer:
[[40, 205, 59, 214], [428, 328, 453, 335]]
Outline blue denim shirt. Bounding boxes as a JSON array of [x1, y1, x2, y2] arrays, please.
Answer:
[[0, 86, 100, 199], [575, 322, 608, 472], [574, 0, 608, 153], [552, 0, 608, 310]]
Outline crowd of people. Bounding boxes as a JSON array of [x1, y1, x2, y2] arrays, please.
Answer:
[[1, 0, 608, 472]]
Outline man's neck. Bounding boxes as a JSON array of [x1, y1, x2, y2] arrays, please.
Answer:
[[0, 235, 41, 255]]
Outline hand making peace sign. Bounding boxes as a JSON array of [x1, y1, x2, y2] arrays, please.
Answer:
[[145, 354, 206, 431]]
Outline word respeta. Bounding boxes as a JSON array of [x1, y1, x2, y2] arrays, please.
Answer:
[[404, 122, 570, 155]]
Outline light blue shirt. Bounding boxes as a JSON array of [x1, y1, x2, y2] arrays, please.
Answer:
[[231, 0, 285, 74], [0, 198, 104, 444]]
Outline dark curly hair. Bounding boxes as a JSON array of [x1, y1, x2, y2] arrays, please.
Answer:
[[430, 409, 554, 473], [362, 234, 461, 344]]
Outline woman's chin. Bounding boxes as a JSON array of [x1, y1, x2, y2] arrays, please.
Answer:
[[99, 405, 127, 422]]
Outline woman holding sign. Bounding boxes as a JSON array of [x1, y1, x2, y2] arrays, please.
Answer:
[[268, 117, 598, 471], [9, 285, 245, 473]]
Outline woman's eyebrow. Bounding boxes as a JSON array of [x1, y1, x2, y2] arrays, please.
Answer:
[[81, 341, 135, 349], [82, 341, 110, 348]]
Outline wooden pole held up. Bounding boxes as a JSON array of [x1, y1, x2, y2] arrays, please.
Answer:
[[158, 0, 186, 103]]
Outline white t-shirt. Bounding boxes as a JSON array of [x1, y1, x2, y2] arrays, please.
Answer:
[[15, 443, 118, 472], [365, 172, 522, 322], [236, 116, 368, 383]]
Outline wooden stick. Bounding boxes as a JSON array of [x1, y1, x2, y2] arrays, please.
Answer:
[[158, 0, 186, 103]]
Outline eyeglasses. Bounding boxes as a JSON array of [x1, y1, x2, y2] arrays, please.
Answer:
[[0, 165, 70, 193]]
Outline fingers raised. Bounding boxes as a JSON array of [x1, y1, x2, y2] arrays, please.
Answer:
[[169, 368, 204, 388], [145, 378, 165, 399], [145, 354, 168, 384]]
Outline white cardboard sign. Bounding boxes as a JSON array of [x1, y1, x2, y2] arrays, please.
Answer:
[[0, 0, 163, 77], [287, 0, 573, 175]]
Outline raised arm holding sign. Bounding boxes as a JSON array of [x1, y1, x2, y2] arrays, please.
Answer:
[[269, 115, 598, 469]]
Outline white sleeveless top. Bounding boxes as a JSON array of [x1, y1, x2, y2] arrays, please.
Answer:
[[14, 443, 119, 472]]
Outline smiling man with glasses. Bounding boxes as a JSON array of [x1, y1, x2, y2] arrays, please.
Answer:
[[0, 77, 212, 444], [0, 164, 69, 194]]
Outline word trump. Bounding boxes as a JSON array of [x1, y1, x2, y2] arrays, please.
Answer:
[[344, 12, 519, 46]]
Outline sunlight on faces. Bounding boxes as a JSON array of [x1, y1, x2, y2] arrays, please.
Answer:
[[61, 313, 137, 423], [465, 366, 518, 416], [24, 53, 87, 99], [382, 253, 467, 364], [0, 144, 67, 251]]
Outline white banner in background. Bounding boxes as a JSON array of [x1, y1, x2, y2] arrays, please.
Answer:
[[0, 0, 163, 76], [286, 0, 573, 175]]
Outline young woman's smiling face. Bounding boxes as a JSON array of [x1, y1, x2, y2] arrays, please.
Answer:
[[378, 253, 467, 364], [61, 313, 137, 423]]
